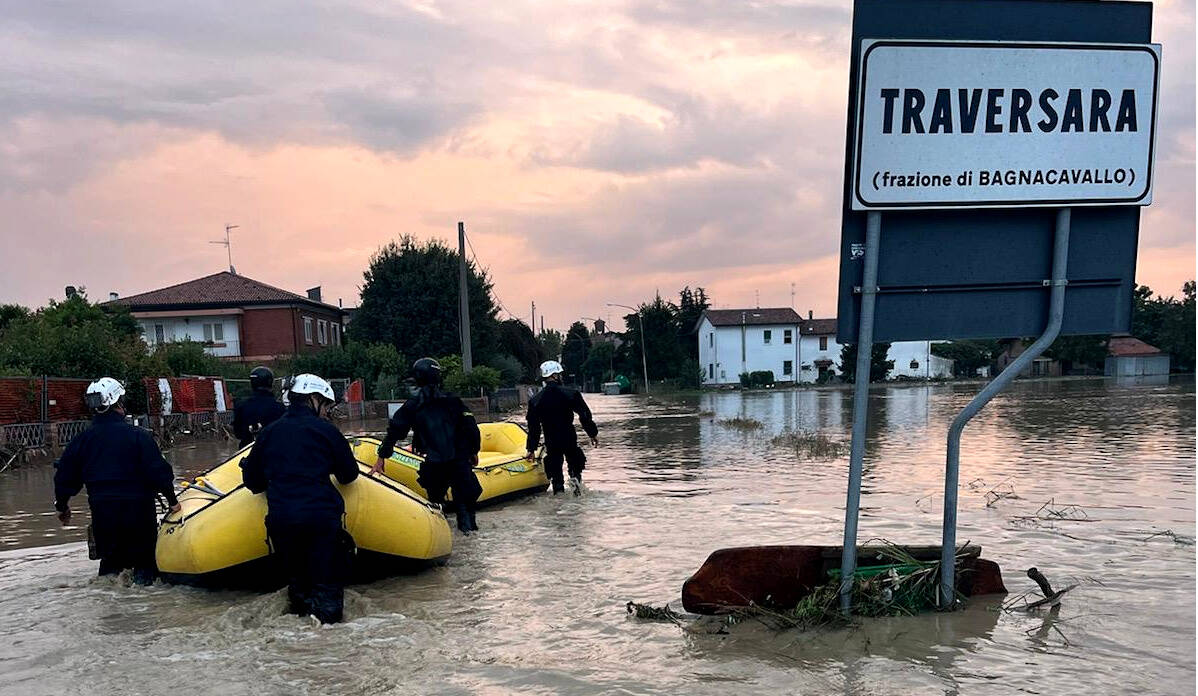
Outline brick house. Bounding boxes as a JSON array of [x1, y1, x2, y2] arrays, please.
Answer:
[[108, 271, 346, 361]]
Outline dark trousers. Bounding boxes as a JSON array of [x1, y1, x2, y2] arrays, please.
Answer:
[[543, 445, 586, 485], [90, 498, 158, 585], [418, 459, 482, 508], [268, 521, 353, 624]]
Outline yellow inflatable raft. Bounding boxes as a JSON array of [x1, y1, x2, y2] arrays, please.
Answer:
[[349, 422, 549, 506], [156, 444, 452, 589]]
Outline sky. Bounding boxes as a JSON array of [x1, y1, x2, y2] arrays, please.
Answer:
[[0, 0, 1193, 332]]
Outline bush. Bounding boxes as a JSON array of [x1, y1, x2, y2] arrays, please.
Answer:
[[288, 342, 405, 399], [443, 365, 501, 396], [749, 370, 776, 388], [485, 354, 524, 387], [372, 373, 402, 400], [739, 372, 752, 387]]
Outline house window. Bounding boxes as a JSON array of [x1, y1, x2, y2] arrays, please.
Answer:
[[708, 364, 714, 379], [303, 317, 313, 344], [709, 333, 713, 347], [819, 336, 828, 351], [331, 323, 340, 346], [763, 330, 772, 345], [203, 322, 224, 343], [154, 324, 165, 344], [783, 360, 793, 376], [317, 319, 328, 345], [784, 329, 793, 344]]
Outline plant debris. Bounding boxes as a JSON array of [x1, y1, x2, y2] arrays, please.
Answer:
[[717, 416, 765, 431], [625, 601, 682, 624], [769, 430, 850, 460], [1141, 529, 1196, 545]]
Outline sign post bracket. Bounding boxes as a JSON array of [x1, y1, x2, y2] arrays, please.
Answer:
[[938, 207, 1072, 607], [839, 210, 882, 613]]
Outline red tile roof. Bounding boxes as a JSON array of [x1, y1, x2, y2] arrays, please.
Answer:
[[1107, 336, 1163, 357], [108, 271, 340, 311]]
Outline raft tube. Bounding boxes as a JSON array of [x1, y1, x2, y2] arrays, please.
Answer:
[[349, 422, 549, 507], [156, 443, 453, 590]]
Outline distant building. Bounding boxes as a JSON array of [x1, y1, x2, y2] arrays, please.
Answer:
[[995, 340, 1061, 377], [1105, 336, 1170, 376], [696, 308, 952, 387], [107, 271, 346, 361]]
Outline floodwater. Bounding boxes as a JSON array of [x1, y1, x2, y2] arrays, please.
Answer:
[[0, 377, 1193, 695]]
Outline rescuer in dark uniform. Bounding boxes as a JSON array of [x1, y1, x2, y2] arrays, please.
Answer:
[[370, 358, 483, 533], [240, 374, 359, 624], [525, 360, 599, 496], [232, 366, 285, 447], [54, 377, 181, 584]]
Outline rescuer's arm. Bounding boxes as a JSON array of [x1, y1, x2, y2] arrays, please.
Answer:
[[573, 391, 599, 446], [330, 427, 359, 485], [372, 405, 411, 475], [240, 436, 268, 494], [525, 401, 541, 460], [139, 430, 180, 510], [53, 436, 85, 524]]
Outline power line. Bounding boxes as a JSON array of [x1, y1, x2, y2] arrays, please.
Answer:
[[463, 229, 521, 324]]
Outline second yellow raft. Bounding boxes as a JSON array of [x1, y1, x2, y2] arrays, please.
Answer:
[[350, 422, 549, 506]]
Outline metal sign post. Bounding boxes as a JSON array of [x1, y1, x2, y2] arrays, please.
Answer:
[[839, 211, 882, 612]]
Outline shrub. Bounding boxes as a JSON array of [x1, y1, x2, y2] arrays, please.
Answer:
[[443, 365, 502, 396]]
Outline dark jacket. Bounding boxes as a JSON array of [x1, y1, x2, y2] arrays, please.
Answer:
[[526, 382, 598, 452], [54, 410, 178, 511], [240, 402, 359, 527], [376, 387, 481, 464], [232, 389, 286, 446]]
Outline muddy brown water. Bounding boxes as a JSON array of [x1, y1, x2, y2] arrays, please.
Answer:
[[0, 377, 1193, 695]]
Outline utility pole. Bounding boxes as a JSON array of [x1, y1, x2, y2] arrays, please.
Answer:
[[608, 303, 649, 395], [531, 301, 536, 333], [458, 221, 473, 373], [209, 224, 239, 274]]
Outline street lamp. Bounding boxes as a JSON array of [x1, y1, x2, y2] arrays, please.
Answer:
[[607, 302, 650, 396]]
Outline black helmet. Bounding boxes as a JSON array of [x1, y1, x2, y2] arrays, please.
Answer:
[[250, 366, 274, 391], [412, 358, 442, 387]]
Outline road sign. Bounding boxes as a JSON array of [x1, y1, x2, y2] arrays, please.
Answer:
[[852, 40, 1160, 210], [836, 0, 1155, 344]]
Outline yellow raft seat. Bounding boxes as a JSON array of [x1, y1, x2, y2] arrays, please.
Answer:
[[350, 422, 549, 506], [156, 443, 452, 589]]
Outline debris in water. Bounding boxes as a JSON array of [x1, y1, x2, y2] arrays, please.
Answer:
[[1034, 498, 1089, 521], [769, 430, 849, 460], [717, 417, 764, 431], [1001, 567, 1094, 612], [1141, 529, 1196, 546], [625, 601, 682, 624]]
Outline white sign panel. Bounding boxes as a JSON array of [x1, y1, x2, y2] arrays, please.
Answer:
[[852, 40, 1160, 210]]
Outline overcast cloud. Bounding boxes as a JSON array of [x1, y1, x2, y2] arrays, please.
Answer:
[[0, 0, 1192, 330]]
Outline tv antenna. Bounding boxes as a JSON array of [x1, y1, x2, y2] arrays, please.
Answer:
[[210, 224, 239, 274]]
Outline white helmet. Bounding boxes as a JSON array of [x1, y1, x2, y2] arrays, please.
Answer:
[[85, 377, 125, 411], [540, 360, 564, 379], [288, 373, 336, 403]]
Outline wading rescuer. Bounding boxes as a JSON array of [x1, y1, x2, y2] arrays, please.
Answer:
[[369, 358, 483, 534], [525, 360, 599, 496], [240, 374, 359, 624], [53, 377, 181, 584], [232, 366, 285, 447]]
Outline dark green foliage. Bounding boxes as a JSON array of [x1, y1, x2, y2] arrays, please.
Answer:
[[443, 364, 501, 396], [675, 287, 710, 360], [496, 319, 544, 383], [1045, 334, 1110, 373], [931, 340, 1001, 377], [287, 342, 405, 399], [839, 342, 894, 382], [581, 341, 616, 384], [739, 371, 752, 388], [748, 370, 776, 387], [349, 235, 500, 363], [0, 304, 30, 335], [561, 321, 590, 382], [1132, 282, 1195, 372], [485, 354, 525, 387], [538, 328, 563, 362]]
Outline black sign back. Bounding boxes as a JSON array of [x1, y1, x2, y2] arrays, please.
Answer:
[[836, 0, 1153, 343]]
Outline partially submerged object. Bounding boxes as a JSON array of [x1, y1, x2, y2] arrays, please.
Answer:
[[350, 422, 549, 506], [156, 443, 452, 589], [682, 544, 1006, 615]]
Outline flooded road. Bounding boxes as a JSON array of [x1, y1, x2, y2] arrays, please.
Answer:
[[1, 377, 1193, 695]]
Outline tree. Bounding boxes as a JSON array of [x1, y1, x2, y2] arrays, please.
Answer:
[[0, 304, 30, 335], [838, 342, 894, 382], [1131, 282, 1196, 372], [288, 342, 405, 399], [675, 286, 710, 360], [538, 328, 564, 361], [349, 235, 500, 363], [496, 319, 544, 383], [1045, 334, 1110, 373], [581, 341, 616, 384], [561, 321, 590, 383], [620, 294, 688, 387], [932, 339, 1001, 377]]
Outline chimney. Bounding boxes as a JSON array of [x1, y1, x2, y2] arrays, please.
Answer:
[[109, 292, 119, 301], [65, 286, 77, 299], [306, 286, 322, 303], [808, 310, 813, 320]]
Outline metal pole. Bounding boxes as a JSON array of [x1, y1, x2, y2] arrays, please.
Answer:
[[939, 208, 1071, 608], [638, 312, 650, 396], [839, 211, 882, 613], [458, 221, 473, 373]]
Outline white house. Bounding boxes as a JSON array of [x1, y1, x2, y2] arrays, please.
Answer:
[[697, 308, 803, 386], [698, 309, 953, 386]]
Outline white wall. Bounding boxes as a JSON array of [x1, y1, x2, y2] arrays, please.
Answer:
[[798, 333, 843, 383], [140, 316, 242, 358], [888, 341, 954, 379], [699, 318, 801, 385]]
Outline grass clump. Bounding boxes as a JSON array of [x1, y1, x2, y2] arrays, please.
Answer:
[[717, 416, 765, 431], [770, 430, 849, 460]]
